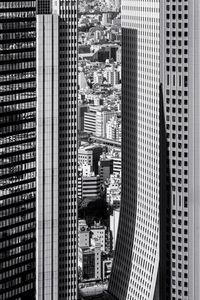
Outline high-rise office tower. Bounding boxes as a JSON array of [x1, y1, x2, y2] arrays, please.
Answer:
[[0, 1, 36, 300], [108, 1, 160, 299], [109, 1, 200, 300], [160, 1, 200, 299], [36, 0, 77, 299]]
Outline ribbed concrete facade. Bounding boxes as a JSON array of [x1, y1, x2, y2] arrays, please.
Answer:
[[36, 0, 77, 299], [108, 1, 160, 300], [36, 14, 59, 300]]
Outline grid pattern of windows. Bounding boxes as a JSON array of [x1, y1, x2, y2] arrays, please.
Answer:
[[162, 1, 189, 299], [36, 1, 77, 299], [37, 0, 51, 14], [58, 13, 78, 298], [0, 1, 36, 299], [109, 1, 160, 300]]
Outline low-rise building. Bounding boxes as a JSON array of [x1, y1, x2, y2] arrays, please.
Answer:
[[78, 238, 101, 281], [104, 66, 120, 86], [96, 110, 115, 138], [93, 71, 104, 85], [78, 144, 103, 174], [98, 156, 113, 184], [91, 221, 107, 252], [106, 115, 121, 141], [78, 103, 89, 132], [82, 173, 101, 199], [84, 108, 97, 134], [78, 219, 90, 248], [102, 259, 113, 280], [106, 173, 121, 208]]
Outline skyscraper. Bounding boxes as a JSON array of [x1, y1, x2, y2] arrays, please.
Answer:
[[108, 1, 160, 299], [36, 0, 77, 299], [0, 1, 36, 299], [109, 1, 200, 300], [160, 1, 200, 299]]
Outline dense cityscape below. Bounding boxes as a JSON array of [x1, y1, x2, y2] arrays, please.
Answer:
[[77, 0, 121, 297]]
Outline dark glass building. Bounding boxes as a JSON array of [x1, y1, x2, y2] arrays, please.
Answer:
[[0, 1, 36, 299]]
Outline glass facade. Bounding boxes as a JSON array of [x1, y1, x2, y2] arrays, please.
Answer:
[[0, 1, 36, 299]]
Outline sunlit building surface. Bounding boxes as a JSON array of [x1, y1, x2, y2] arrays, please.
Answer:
[[108, 1, 160, 299], [36, 0, 78, 299], [160, 1, 200, 299]]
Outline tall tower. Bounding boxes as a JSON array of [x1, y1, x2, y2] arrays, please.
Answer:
[[0, 1, 36, 299], [160, 1, 200, 299], [36, 0, 78, 300], [108, 1, 160, 300]]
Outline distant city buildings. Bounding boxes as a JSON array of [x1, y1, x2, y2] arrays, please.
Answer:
[[78, 144, 103, 174], [106, 173, 121, 208], [78, 219, 113, 284], [91, 221, 107, 252], [99, 156, 114, 184], [78, 239, 102, 281], [84, 107, 97, 134], [110, 209, 120, 250], [102, 259, 113, 281], [78, 103, 89, 132], [84, 106, 116, 138], [102, 13, 112, 26], [106, 116, 121, 141], [77, 2, 122, 296], [104, 66, 120, 85], [82, 172, 101, 200], [96, 109, 116, 137], [78, 220, 90, 248]]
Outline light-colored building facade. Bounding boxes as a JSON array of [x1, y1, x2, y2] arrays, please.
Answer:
[[78, 144, 103, 175], [104, 67, 120, 86], [116, 47, 121, 63], [160, 1, 200, 299], [82, 164, 92, 177], [84, 107, 97, 135], [108, 0, 160, 299], [102, 259, 113, 280], [94, 71, 104, 85], [110, 209, 120, 250], [84, 106, 115, 138], [91, 221, 106, 252], [106, 116, 121, 141], [36, 0, 77, 299], [96, 110, 116, 138], [79, 148, 93, 168], [78, 220, 90, 248]]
